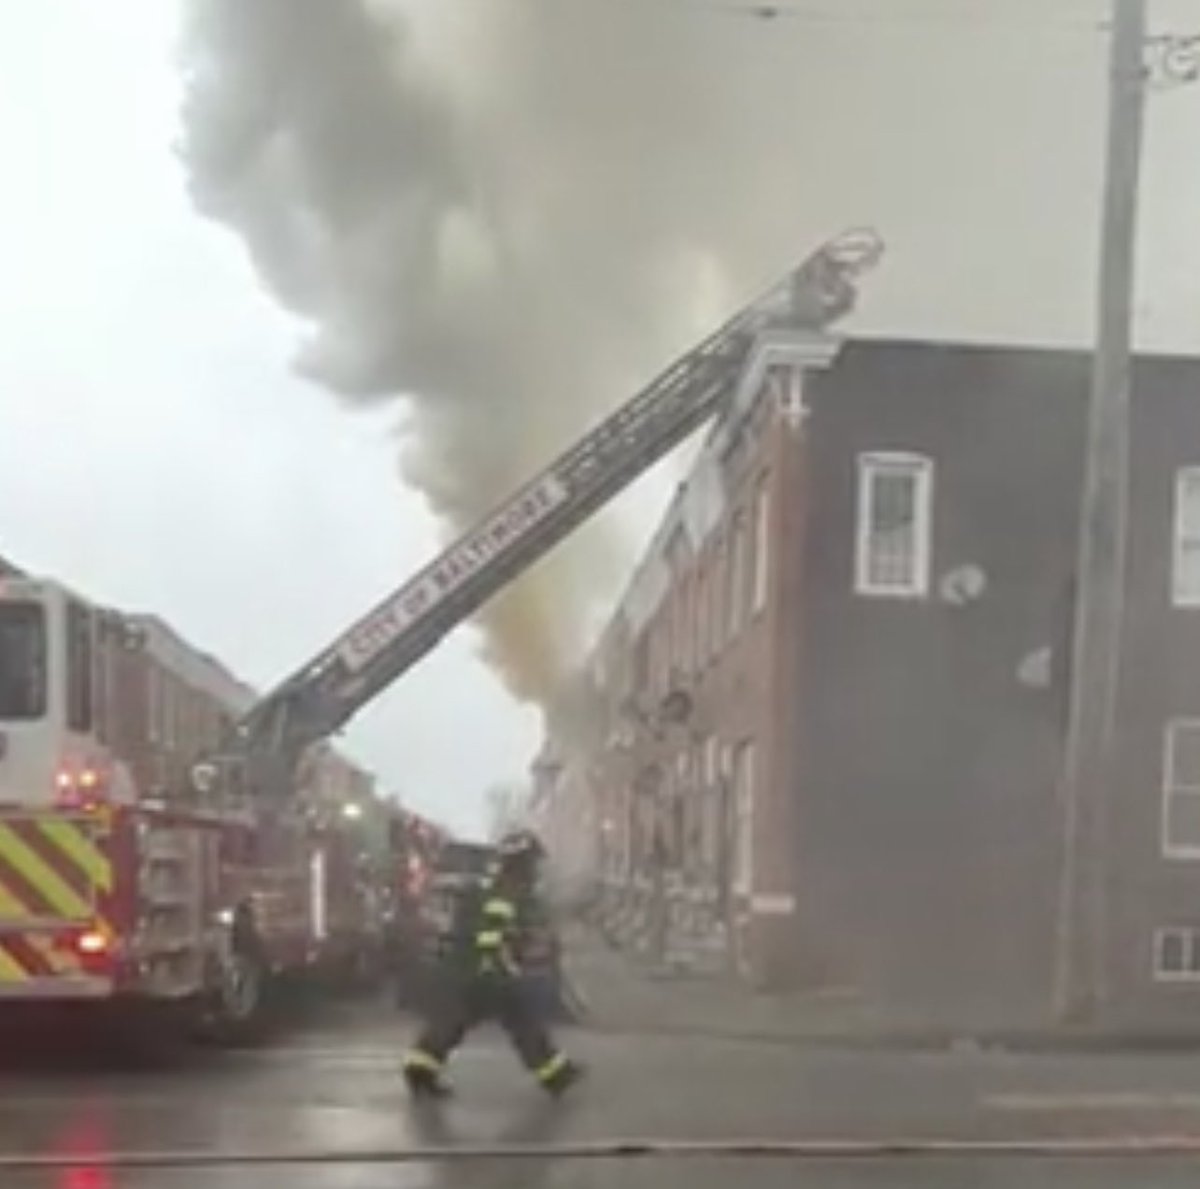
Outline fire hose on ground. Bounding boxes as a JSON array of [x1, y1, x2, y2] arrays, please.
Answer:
[[8, 1136, 1200, 1171]]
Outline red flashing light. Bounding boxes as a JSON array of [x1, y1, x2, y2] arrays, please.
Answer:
[[56, 766, 106, 809]]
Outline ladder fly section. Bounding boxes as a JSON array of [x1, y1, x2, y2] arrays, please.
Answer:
[[232, 230, 884, 784]]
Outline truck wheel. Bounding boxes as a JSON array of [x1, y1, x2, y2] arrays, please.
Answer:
[[199, 945, 269, 1047]]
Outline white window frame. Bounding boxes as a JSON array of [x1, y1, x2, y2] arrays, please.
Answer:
[[1172, 467, 1200, 608], [854, 452, 934, 599], [752, 480, 771, 615], [1162, 718, 1200, 859], [1153, 926, 1200, 982]]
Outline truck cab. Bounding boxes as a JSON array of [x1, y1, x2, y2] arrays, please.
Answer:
[[0, 577, 134, 811]]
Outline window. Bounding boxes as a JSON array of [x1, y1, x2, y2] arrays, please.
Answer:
[[0, 601, 46, 721], [1154, 926, 1200, 981], [728, 516, 748, 636], [701, 786, 720, 874], [147, 663, 161, 743], [1163, 719, 1200, 857], [1173, 468, 1200, 606], [731, 739, 756, 893], [65, 599, 93, 733], [854, 453, 934, 598], [710, 538, 725, 653], [164, 675, 177, 750], [703, 735, 718, 787], [702, 554, 717, 659], [752, 481, 771, 614]]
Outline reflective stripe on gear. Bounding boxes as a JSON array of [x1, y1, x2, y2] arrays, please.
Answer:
[[476, 930, 504, 948], [483, 898, 516, 920], [403, 1049, 443, 1073], [536, 1052, 568, 1083]]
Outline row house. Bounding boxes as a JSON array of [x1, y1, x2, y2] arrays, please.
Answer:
[[543, 323, 1200, 1029]]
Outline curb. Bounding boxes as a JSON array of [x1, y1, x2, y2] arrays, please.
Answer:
[[575, 1015, 1200, 1055], [571, 931, 1200, 1056]]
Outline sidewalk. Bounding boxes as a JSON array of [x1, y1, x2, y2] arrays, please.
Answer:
[[561, 926, 1200, 1053], [562, 925, 884, 1046]]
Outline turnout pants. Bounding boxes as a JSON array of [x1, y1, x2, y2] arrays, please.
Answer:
[[413, 970, 561, 1075]]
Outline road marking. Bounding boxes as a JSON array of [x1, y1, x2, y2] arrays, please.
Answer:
[[987, 1091, 1200, 1112]]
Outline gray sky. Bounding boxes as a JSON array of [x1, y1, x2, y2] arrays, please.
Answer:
[[5, 1, 1200, 837], [0, 0, 555, 837]]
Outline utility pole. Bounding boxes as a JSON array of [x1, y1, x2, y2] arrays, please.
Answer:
[[1053, 0, 1147, 1022]]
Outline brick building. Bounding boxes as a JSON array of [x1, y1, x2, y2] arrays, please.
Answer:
[[538, 327, 1200, 1030]]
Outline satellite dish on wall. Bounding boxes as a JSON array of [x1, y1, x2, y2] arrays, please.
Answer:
[[939, 564, 987, 606]]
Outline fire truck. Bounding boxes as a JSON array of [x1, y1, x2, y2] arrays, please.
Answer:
[[0, 588, 393, 1037], [0, 231, 881, 1040]]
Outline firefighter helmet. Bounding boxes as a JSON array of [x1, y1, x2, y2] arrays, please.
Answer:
[[496, 828, 545, 866]]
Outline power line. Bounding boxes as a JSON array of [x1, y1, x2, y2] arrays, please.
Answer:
[[544, 0, 1110, 32]]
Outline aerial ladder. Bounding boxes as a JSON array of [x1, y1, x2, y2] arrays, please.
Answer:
[[191, 230, 884, 804]]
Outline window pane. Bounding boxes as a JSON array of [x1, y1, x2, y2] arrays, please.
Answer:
[[1175, 540, 1200, 604], [1170, 722, 1200, 790], [733, 740, 756, 890], [1178, 471, 1200, 536], [1166, 791, 1200, 851], [868, 471, 917, 590], [0, 601, 46, 720], [753, 484, 770, 612], [871, 469, 917, 535], [711, 540, 725, 650], [1158, 929, 1187, 974]]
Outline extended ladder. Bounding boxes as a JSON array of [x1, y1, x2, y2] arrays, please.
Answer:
[[216, 230, 883, 797]]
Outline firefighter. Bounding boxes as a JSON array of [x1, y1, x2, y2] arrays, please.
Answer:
[[402, 828, 583, 1098]]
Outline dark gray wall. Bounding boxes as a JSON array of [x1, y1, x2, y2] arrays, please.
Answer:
[[1105, 358, 1200, 1024], [794, 340, 1089, 1029]]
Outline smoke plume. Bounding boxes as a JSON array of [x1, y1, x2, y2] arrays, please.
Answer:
[[178, 0, 1107, 701]]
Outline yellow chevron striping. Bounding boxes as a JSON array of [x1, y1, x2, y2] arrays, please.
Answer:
[[38, 819, 111, 893], [29, 934, 72, 975], [0, 824, 90, 920], [0, 944, 28, 982], [0, 879, 33, 922]]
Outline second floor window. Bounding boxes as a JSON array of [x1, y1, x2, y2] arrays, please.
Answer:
[[752, 481, 771, 614], [854, 452, 934, 599]]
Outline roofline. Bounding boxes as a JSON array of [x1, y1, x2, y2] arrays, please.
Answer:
[[840, 328, 1200, 364], [581, 327, 1200, 674], [609, 330, 841, 640]]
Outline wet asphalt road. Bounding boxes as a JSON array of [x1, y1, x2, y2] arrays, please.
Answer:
[[5, 1000, 1200, 1188]]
